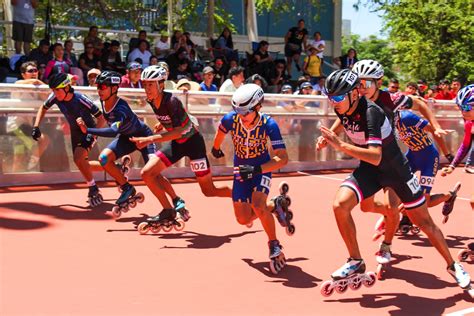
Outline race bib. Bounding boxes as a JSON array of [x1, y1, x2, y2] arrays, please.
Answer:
[[419, 176, 435, 187], [190, 158, 208, 172], [260, 175, 271, 190], [406, 174, 421, 194]]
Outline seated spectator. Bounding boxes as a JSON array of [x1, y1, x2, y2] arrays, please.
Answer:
[[424, 84, 438, 99], [279, 84, 297, 111], [166, 47, 188, 72], [434, 79, 455, 100], [149, 55, 159, 66], [245, 73, 268, 91], [87, 68, 100, 87], [128, 40, 152, 67], [176, 78, 192, 91], [212, 57, 227, 88], [27, 39, 52, 71], [214, 27, 238, 61], [64, 39, 78, 67], [417, 79, 428, 97], [405, 81, 419, 96], [229, 59, 238, 69], [120, 62, 142, 88], [199, 66, 217, 91], [281, 84, 293, 94], [101, 40, 124, 73], [333, 48, 357, 69], [174, 33, 192, 56], [79, 42, 101, 84], [303, 46, 323, 85], [387, 78, 400, 93], [171, 30, 184, 51], [307, 31, 325, 59], [154, 32, 171, 60], [219, 66, 245, 92], [267, 60, 288, 93], [128, 30, 151, 54], [16, 61, 44, 85], [83, 26, 103, 52], [451, 78, 461, 98], [183, 32, 197, 49], [43, 43, 72, 82], [249, 40, 273, 78], [169, 59, 191, 82], [312, 76, 326, 95]]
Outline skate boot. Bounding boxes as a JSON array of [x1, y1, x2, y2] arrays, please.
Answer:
[[173, 196, 190, 222], [447, 262, 474, 297], [111, 183, 144, 218], [271, 182, 295, 236], [375, 242, 392, 280], [268, 240, 286, 274], [116, 155, 132, 192], [137, 208, 185, 234], [87, 184, 103, 208], [458, 242, 474, 262], [398, 215, 420, 235], [372, 216, 386, 241], [442, 181, 461, 224], [320, 258, 376, 297]]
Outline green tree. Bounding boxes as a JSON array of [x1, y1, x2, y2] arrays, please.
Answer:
[[357, 0, 474, 84]]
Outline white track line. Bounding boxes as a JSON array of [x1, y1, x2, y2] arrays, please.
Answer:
[[297, 171, 472, 201], [445, 307, 474, 316]]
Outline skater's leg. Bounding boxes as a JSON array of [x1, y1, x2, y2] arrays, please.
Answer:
[[426, 193, 451, 207], [252, 190, 277, 241], [196, 172, 232, 198], [98, 149, 127, 185], [73, 147, 95, 183], [233, 202, 257, 226], [333, 186, 362, 259], [382, 188, 401, 245], [156, 174, 178, 200], [140, 155, 173, 209]]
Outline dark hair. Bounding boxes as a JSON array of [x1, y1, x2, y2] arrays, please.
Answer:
[[39, 39, 50, 47], [20, 61, 37, 73], [149, 55, 158, 62], [406, 82, 418, 89], [389, 78, 399, 84], [139, 30, 147, 35], [178, 59, 189, 66], [228, 66, 244, 79], [314, 31, 321, 36], [110, 40, 120, 47], [218, 27, 233, 49], [452, 78, 461, 83], [347, 48, 357, 57], [298, 19, 305, 24], [138, 39, 148, 46], [52, 43, 63, 51], [245, 74, 268, 89], [258, 40, 269, 49], [89, 25, 98, 32]]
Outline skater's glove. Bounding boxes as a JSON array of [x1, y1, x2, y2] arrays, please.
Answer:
[[445, 153, 454, 163], [211, 147, 225, 159], [82, 134, 96, 148], [31, 126, 42, 141], [234, 165, 262, 181]]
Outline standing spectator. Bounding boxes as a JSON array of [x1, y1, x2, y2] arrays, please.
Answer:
[[214, 27, 238, 61], [212, 57, 227, 88], [27, 39, 52, 70], [435, 79, 455, 100], [333, 48, 358, 69], [79, 42, 101, 85], [303, 46, 323, 85], [128, 40, 152, 67], [87, 68, 100, 87], [101, 40, 124, 73], [284, 19, 308, 77], [120, 62, 142, 88], [43, 43, 72, 82], [11, 0, 38, 55], [154, 32, 171, 60], [405, 82, 419, 96], [451, 78, 462, 98], [83, 26, 103, 52], [387, 78, 400, 93], [199, 66, 217, 91], [64, 39, 78, 67], [219, 66, 245, 92], [307, 31, 325, 59]]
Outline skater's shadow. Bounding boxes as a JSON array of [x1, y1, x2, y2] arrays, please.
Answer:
[[398, 234, 473, 249], [390, 254, 423, 266], [242, 257, 321, 289], [115, 213, 149, 225], [56, 202, 116, 213], [158, 230, 261, 249], [0, 202, 112, 222], [325, 292, 470, 315], [0, 216, 51, 230], [388, 265, 453, 290]]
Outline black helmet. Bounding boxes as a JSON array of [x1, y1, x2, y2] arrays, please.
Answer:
[[48, 72, 71, 89], [324, 69, 360, 96], [96, 71, 122, 86]]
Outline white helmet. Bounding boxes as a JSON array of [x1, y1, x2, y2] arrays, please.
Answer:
[[352, 59, 384, 79], [141, 65, 168, 81], [231, 83, 264, 115]]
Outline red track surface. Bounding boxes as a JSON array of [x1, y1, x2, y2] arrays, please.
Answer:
[[1, 169, 473, 315]]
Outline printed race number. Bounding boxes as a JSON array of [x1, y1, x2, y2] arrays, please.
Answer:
[[260, 175, 271, 190], [406, 175, 421, 194], [190, 158, 209, 172]]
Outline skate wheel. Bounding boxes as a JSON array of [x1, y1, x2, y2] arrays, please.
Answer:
[[349, 278, 362, 290], [284, 196, 291, 207], [150, 225, 161, 234], [135, 192, 145, 203], [269, 254, 286, 275], [121, 155, 131, 167], [137, 222, 150, 235], [129, 200, 137, 208], [121, 204, 129, 213], [279, 181, 289, 194], [376, 264, 384, 280], [162, 224, 173, 233], [411, 226, 420, 234], [123, 166, 130, 176], [458, 249, 470, 262], [320, 280, 334, 297], [286, 224, 296, 236], [174, 220, 185, 232], [335, 281, 348, 294], [111, 206, 122, 218], [442, 215, 449, 224], [400, 226, 410, 234], [287, 210, 294, 221], [363, 272, 377, 287]]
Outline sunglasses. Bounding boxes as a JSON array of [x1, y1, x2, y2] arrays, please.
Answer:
[[26, 68, 38, 73], [328, 94, 347, 103], [360, 80, 374, 89], [97, 83, 109, 91], [458, 104, 472, 112], [389, 85, 399, 90]]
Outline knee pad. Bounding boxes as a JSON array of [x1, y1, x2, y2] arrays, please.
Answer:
[[99, 153, 108, 166]]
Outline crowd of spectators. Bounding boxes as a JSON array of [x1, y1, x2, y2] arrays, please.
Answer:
[[386, 78, 462, 101]]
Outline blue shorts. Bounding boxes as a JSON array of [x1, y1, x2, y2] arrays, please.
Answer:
[[406, 145, 439, 194], [107, 125, 156, 163], [232, 172, 272, 203]]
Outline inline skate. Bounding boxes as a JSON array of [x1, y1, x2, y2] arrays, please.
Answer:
[[137, 208, 185, 234], [458, 242, 474, 262], [87, 184, 103, 207], [269, 240, 286, 275], [271, 182, 295, 236], [116, 155, 132, 192], [375, 242, 392, 280], [398, 215, 420, 235], [111, 183, 144, 218], [442, 182, 461, 224], [447, 261, 474, 297]]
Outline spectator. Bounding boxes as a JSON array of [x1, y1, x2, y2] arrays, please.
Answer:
[[417, 79, 428, 97], [64, 39, 78, 67], [451, 78, 462, 98], [405, 82, 419, 96], [212, 57, 227, 88], [183, 32, 197, 49], [27, 39, 52, 71], [154, 32, 171, 60], [219, 66, 245, 92], [303, 46, 323, 85], [434, 79, 455, 100], [245, 73, 268, 91], [171, 30, 183, 51], [87, 68, 100, 87], [83, 26, 103, 51], [296, 81, 318, 161], [424, 84, 438, 99], [267, 60, 287, 93], [387, 78, 400, 93], [279, 84, 297, 111], [120, 62, 142, 88], [249, 40, 273, 78], [284, 19, 308, 77], [16, 61, 43, 85], [128, 40, 152, 67], [176, 78, 192, 91], [199, 66, 217, 91], [293, 75, 311, 94], [166, 47, 188, 72], [169, 59, 191, 82], [214, 27, 238, 62], [79, 42, 101, 85], [128, 30, 151, 54], [43, 43, 72, 82], [149, 55, 159, 66], [312, 76, 326, 95], [307, 31, 325, 59], [101, 40, 124, 73], [11, 0, 38, 55], [281, 84, 293, 94], [333, 48, 358, 69]]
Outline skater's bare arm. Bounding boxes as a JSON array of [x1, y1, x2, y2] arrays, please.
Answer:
[[424, 123, 452, 156], [409, 96, 446, 137], [33, 106, 47, 127], [212, 128, 226, 151], [260, 148, 288, 173], [316, 119, 343, 150]]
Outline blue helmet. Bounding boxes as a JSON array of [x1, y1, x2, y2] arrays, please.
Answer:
[[456, 84, 474, 112]]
